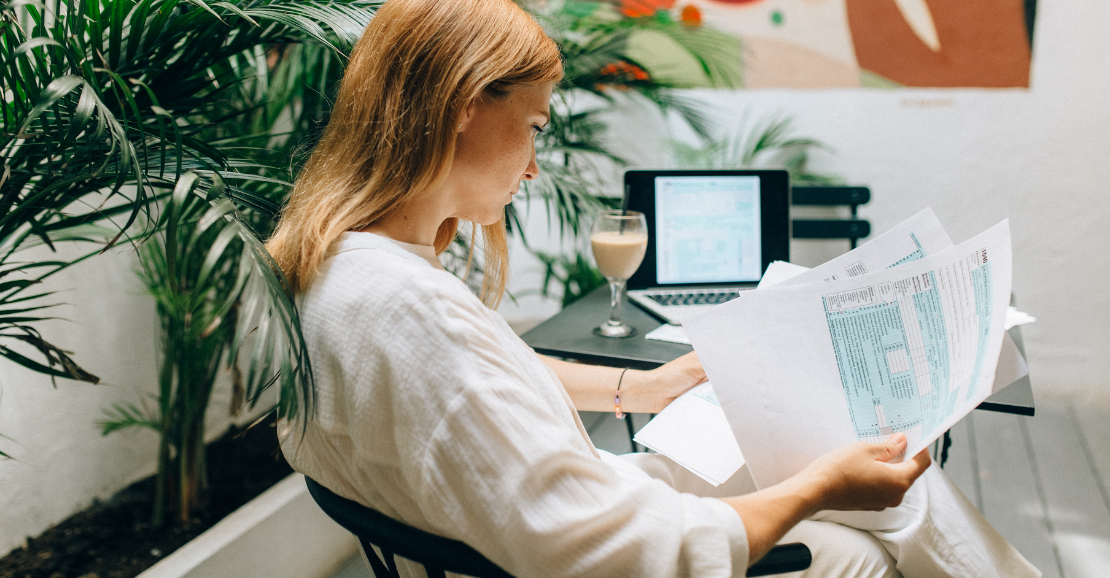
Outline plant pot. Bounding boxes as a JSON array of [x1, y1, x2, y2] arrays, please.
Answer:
[[137, 473, 357, 578]]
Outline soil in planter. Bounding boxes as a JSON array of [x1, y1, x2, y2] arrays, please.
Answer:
[[0, 415, 294, 578]]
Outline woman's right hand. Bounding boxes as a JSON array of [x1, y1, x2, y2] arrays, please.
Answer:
[[724, 433, 931, 564], [796, 433, 932, 512]]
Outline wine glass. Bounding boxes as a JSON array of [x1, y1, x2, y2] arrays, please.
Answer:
[[590, 210, 648, 338]]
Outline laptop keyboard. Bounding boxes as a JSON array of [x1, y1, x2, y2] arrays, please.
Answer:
[[646, 291, 741, 306]]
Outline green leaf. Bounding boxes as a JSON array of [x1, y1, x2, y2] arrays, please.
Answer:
[[15, 74, 84, 136], [13, 37, 61, 55], [99, 402, 162, 435]]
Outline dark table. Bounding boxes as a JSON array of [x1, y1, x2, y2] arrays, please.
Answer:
[[522, 286, 1035, 416]]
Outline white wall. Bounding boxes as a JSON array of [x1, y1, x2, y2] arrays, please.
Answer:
[[501, 0, 1110, 404], [0, 243, 272, 557]]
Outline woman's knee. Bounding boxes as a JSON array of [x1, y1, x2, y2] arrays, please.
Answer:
[[772, 520, 901, 578]]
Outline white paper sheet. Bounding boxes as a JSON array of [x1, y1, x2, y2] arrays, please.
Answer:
[[645, 323, 691, 345], [685, 221, 1014, 489], [633, 383, 744, 486], [772, 208, 954, 285], [757, 260, 810, 288], [1005, 306, 1036, 330]]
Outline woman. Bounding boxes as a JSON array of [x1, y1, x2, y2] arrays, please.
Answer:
[[268, 1, 1039, 576]]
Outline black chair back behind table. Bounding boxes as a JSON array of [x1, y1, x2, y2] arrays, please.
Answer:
[[791, 185, 872, 249]]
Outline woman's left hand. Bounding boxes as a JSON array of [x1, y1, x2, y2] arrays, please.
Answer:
[[641, 351, 706, 413]]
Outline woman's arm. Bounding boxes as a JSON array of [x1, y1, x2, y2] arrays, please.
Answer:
[[540, 352, 932, 569], [538, 352, 705, 414]]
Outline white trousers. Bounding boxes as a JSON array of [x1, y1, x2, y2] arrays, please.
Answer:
[[621, 454, 1042, 578]]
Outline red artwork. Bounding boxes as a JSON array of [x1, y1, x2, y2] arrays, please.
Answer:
[[686, 0, 1035, 88], [846, 0, 1032, 87]]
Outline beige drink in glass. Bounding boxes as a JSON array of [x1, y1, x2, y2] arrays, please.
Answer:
[[590, 210, 648, 338], [591, 230, 648, 280]]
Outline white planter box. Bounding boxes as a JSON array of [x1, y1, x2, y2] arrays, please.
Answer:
[[137, 473, 358, 578]]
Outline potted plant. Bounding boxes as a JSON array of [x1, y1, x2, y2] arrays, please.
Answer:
[[0, 0, 371, 572]]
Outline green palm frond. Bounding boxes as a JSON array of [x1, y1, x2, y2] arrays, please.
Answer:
[[529, 250, 606, 308], [99, 401, 162, 435], [2, 0, 375, 395], [670, 115, 841, 183]]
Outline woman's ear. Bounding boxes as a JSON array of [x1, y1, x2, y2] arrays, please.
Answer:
[[458, 98, 479, 133]]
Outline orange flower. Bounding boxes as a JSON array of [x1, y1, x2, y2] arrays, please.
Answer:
[[619, 0, 675, 18], [680, 4, 702, 25]]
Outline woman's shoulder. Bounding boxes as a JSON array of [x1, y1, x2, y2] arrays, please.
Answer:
[[300, 232, 484, 324]]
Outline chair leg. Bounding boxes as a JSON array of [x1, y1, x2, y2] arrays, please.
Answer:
[[358, 539, 394, 578], [381, 548, 401, 578], [940, 429, 952, 468], [422, 565, 447, 578]]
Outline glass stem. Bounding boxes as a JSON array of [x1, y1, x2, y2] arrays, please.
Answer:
[[607, 278, 626, 327]]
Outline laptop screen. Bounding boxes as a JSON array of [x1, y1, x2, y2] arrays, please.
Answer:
[[654, 175, 763, 284], [624, 169, 790, 290]]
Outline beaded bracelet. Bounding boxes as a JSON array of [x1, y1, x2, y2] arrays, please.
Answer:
[[614, 368, 629, 419]]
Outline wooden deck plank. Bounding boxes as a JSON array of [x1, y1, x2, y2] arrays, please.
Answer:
[[974, 410, 1063, 578], [943, 414, 982, 511], [1023, 401, 1110, 578]]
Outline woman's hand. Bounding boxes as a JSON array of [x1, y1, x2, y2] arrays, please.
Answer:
[[793, 433, 932, 512], [639, 351, 707, 413], [723, 433, 931, 565]]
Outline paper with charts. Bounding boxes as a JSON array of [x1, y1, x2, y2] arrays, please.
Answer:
[[761, 208, 1028, 395], [683, 219, 1013, 489]]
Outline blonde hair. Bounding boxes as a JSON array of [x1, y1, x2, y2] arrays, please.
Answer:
[[266, 0, 562, 307]]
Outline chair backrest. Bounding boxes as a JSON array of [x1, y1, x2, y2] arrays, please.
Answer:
[[305, 477, 514, 578], [791, 185, 872, 249], [305, 476, 811, 578]]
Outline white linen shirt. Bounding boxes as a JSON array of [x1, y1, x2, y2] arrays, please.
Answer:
[[279, 232, 748, 577]]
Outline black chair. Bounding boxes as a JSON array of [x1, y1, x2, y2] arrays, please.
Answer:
[[791, 185, 872, 249], [305, 476, 811, 578]]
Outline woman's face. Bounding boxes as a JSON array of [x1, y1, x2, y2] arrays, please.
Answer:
[[448, 82, 553, 225]]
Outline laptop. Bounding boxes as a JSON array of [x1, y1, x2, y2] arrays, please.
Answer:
[[624, 168, 790, 325]]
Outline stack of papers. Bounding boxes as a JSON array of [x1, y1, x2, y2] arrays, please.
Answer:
[[636, 209, 1033, 489]]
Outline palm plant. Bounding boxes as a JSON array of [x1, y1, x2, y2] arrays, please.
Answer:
[[3, 0, 377, 521], [670, 115, 841, 183], [103, 40, 358, 525], [109, 176, 248, 524]]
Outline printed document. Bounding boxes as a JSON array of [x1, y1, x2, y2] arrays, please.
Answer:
[[761, 208, 1028, 395], [684, 221, 1013, 489]]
